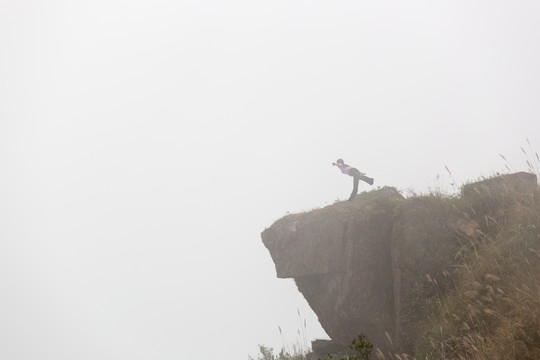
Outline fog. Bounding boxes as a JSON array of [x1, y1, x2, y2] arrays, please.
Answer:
[[1, 1, 539, 359]]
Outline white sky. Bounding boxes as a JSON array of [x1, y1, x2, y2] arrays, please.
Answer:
[[1, 1, 540, 359]]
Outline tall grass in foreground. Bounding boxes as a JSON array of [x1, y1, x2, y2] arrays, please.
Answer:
[[500, 138, 540, 178], [416, 176, 540, 359]]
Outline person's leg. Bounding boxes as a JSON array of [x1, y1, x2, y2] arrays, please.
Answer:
[[359, 175, 374, 185], [349, 176, 359, 201]]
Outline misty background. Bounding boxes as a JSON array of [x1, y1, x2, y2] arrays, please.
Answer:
[[1, 1, 540, 359]]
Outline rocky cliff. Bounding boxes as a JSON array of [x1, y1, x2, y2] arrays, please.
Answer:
[[261, 172, 538, 357]]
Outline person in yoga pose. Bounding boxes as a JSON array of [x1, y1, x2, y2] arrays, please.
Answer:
[[332, 159, 374, 201]]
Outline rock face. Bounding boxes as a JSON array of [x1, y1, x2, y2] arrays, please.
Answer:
[[261, 173, 538, 356], [262, 187, 402, 352]]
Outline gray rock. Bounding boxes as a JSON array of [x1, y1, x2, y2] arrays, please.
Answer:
[[261, 173, 538, 355]]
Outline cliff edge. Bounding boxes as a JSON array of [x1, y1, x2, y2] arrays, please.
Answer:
[[262, 172, 538, 357]]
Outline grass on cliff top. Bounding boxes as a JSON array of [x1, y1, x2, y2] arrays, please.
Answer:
[[415, 176, 540, 360], [271, 186, 404, 226]]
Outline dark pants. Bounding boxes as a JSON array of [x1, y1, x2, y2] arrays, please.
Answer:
[[348, 168, 374, 201]]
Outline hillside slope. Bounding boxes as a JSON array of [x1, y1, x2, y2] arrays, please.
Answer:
[[262, 172, 539, 359]]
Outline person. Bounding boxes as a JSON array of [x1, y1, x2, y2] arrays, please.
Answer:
[[332, 158, 374, 201]]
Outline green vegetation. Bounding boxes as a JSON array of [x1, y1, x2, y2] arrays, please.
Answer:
[[248, 345, 307, 360], [318, 334, 373, 360]]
